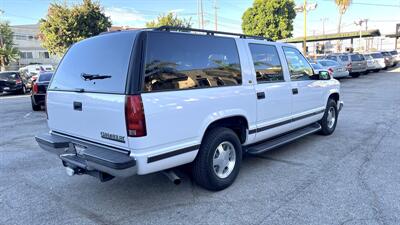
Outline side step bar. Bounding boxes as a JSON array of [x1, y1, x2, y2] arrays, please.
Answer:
[[246, 123, 322, 155]]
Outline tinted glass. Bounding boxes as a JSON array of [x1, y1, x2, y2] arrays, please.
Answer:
[[381, 52, 390, 56], [390, 50, 398, 55], [38, 73, 53, 82], [364, 54, 373, 60], [0, 72, 18, 80], [371, 53, 383, 58], [144, 32, 241, 92], [283, 47, 314, 81], [249, 44, 284, 83], [351, 54, 363, 61], [311, 63, 323, 69], [319, 60, 338, 67], [326, 56, 337, 61], [49, 32, 137, 93], [340, 55, 349, 61]]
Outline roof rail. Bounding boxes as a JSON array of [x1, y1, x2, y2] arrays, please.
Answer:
[[154, 26, 273, 41]]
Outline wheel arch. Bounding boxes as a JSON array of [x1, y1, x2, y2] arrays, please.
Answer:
[[201, 115, 249, 145]]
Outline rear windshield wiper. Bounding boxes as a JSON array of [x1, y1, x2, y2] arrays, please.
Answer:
[[81, 73, 112, 81]]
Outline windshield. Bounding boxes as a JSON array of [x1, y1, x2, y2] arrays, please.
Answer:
[[49, 31, 137, 94], [340, 55, 349, 61], [0, 72, 18, 80], [38, 73, 53, 82]]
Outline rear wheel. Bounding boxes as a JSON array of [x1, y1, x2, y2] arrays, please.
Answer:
[[19, 85, 27, 94], [350, 72, 360, 78], [319, 99, 338, 136], [192, 127, 242, 191]]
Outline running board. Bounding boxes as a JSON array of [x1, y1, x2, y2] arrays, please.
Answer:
[[246, 123, 321, 155]]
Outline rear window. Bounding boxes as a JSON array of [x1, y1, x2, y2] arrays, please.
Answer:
[[351, 54, 363, 61], [311, 63, 323, 69], [390, 51, 398, 55], [339, 55, 349, 61], [49, 32, 137, 93], [326, 56, 337, 61], [319, 60, 338, 67], [371, 53, 383, 58], [143, 32, 241, 92], [38, 73, 53, 82], [0, 72, 18, 80]]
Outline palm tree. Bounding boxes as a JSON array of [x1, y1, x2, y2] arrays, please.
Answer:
[[0, 42, 20, 71], [0, 21, 20, 71], [334, 0, 352, 51]]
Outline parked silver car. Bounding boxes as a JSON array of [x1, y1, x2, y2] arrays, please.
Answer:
[[389, 50, 399, 65], [317, 59, 349, 78], [325, 53, 366, 77], [368, 52, 387, 70], [381, 51, 395, 67]]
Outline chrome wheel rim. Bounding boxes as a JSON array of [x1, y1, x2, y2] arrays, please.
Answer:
[[213, 141, 236, 179], [327, 107, 336, 129]]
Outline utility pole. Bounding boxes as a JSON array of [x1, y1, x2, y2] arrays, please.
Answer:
[[295, 1, 317, 55], [214, 0, 218, 31], [200, 0, 204, 29]]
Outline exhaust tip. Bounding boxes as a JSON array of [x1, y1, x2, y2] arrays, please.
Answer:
[[163, 170, 181, 185], [65, 167, 75, 176]]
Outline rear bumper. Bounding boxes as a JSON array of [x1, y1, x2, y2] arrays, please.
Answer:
[[35, 132, 137, 178]]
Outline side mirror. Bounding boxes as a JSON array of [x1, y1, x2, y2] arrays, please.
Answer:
[[318, 71, 330, 80]]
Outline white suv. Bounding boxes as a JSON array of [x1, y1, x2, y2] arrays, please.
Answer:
[[36, 27, 343, 191]]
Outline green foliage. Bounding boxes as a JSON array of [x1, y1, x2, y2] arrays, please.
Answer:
[[146, 12, 191, 28], [242, 0, 296, 41], [39, 0, 111, 56], [0, 21, 20, 70]]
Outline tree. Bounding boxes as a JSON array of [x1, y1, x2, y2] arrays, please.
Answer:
[[333, 0, 352, 51], [146, 12, 191, 28], [39, 0, 111, 56], [0, 21, 19, 71], [242, 0, 296, 41]]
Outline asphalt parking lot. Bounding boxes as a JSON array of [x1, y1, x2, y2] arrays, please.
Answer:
[[1, 68, 400, 225]]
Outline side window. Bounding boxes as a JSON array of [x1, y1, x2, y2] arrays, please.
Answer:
[[249, 44, 284, 83], [282, 47, 314, 81], [340, 55, 349, 61], [143, 32, 242, 92]]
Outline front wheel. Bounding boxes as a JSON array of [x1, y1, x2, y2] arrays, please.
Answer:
[[192, 127, 242, 191], [351, 73, 360, 78], [319, 99, 338, 135]]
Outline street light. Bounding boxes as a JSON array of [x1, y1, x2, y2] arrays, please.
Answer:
[[295, 1, 318, 55], [354, 19, 367, 51]]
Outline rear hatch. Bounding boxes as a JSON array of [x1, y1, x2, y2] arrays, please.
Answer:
[[47, 31, 137, 149], [0, 72, 19, 91]]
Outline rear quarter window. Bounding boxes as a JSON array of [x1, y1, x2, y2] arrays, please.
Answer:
[[38, 73, 53, 82], [143, 32, 242, 92], [49, 31, 137, 94]]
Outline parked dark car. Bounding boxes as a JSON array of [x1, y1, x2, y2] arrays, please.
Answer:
[[31, 72, 53, 111], [0, 71, 28, 94]]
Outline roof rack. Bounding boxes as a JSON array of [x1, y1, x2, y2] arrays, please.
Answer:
[[154, 26, 273, 42]]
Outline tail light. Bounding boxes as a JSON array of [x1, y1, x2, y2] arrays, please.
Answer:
[[32, 83, 38, 94], [125, 95, 147, 137], [328, 68, 334, 75], [15, 79, 22, 84]]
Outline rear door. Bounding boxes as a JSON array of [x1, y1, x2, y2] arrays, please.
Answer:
[[47, 31, 138, 149], [247, 42, 293, 141]]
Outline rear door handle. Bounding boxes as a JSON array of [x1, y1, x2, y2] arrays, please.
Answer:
[[292, 88, 298, 95], [73, 101, 82, 111], [257, 92, 265, 99]]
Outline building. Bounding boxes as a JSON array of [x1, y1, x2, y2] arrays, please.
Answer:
[[9, 24, 60, 70]]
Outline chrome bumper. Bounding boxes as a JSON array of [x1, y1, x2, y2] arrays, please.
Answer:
[[35, 132, 137, 180]]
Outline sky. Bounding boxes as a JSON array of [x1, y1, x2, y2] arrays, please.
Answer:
[[1, 0, 400, 37]]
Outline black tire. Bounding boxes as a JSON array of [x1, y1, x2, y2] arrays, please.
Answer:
[[350, 72, 360, 78], [192, 127, 242, 191], [362, 71, 368, 75], [373, 69, 380, 73], [31, 98, 41, 111], [19, 85, 27, 94], [319, 99, 338, 136]]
